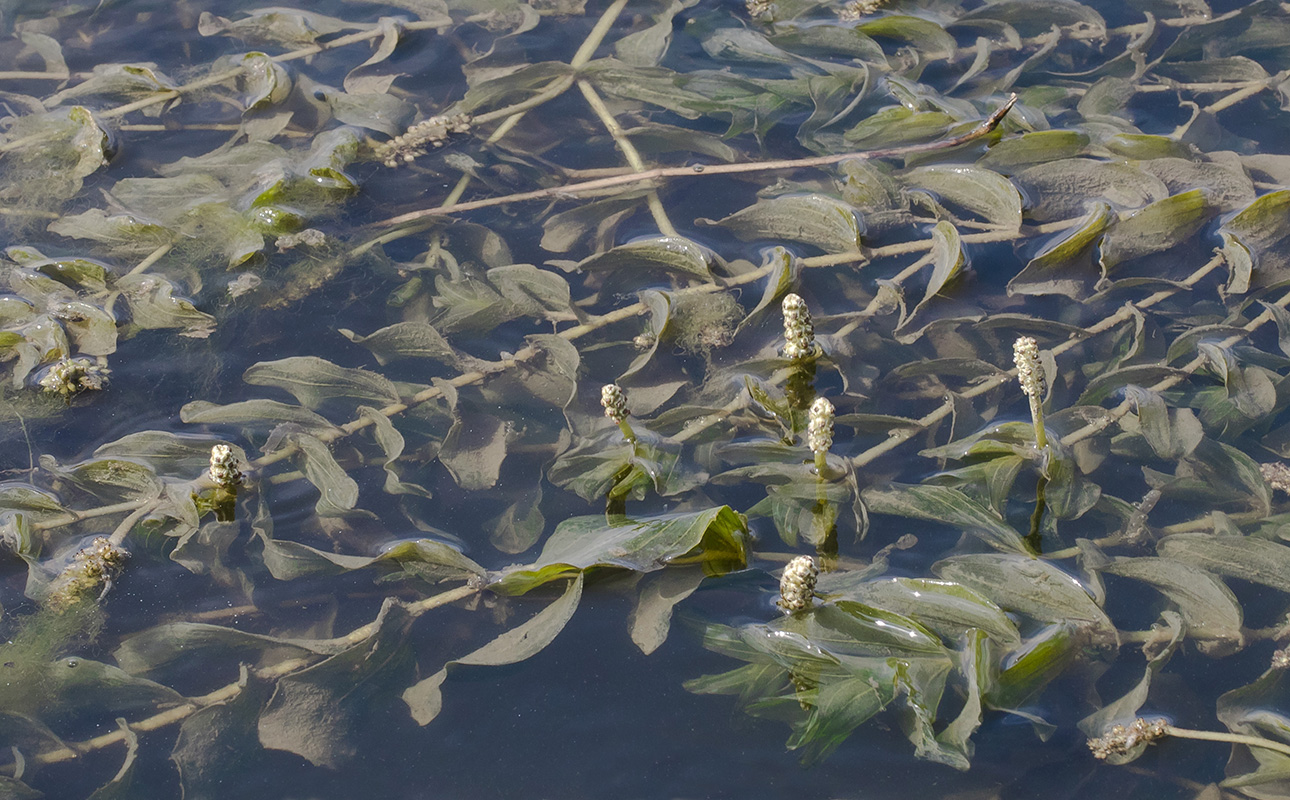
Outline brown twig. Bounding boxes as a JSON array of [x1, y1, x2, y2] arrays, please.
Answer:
[[369, 95, 1019, 229]]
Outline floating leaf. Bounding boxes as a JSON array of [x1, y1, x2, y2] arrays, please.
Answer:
[[933, 554, 1116, 644], [839, 577, 1021, 648], [904, 166, 1023, 230], [1099, 189, 1214, 273], [862, 483, 1031, 554], [1008, 203, 1113, 299], [699, 195, 861, 253], [171, 667, 274, 800], [180, 399, 338, 432], [279, 432, 359, 517], [493, 506, 747, 594], [1100, 557, 1243, 654], [339, 321, 458, 367], [576, 236, 714, 281], [1157, 533, 1290, 594], [243, 356, 400, 409], [1220, 191, 1290, 290]]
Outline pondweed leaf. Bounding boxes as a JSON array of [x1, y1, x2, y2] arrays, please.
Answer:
[[1099, 557, 1243, 655], [171, 667, 274, 800], [904, 166, 1023, 230], [837, 577, 1022, 648], [933, 555, 1116, 645], [258, 600, 414, 769], [181, 399, 338, 432], [700, 194, 861, 253], [576, 235, 714, 281], [243, 356, 401, 409], [1157, 533, 1290, 595], [492, 506, 747, 595], [862, 483, 1032, 554], [403, 575, 583, 725], [1099, 189, 1215, 274]]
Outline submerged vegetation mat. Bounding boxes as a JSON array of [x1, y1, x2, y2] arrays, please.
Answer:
[[4, 0, 1290, 795]]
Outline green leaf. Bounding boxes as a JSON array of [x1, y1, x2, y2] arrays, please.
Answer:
[[38, 455, 161, 502], [862, 483, 1031, 554], [180, 399, 338, 432], [116, 275, 216, 338], [171, 666, 274, 800], [197, 8, 349, 48], [629, 566, 708, 655], [1157, 533, 1290, 594], [576, 236, 714, 281], [339, 322, 459, 368], [978, 131, 1090, 171], [243, 356, 400, 409], [1008, 203, 1113, 299], [903, 167, 1023, 230], [280, 432, 359, 517], [839, 577, 1021, 648], [1013, 159, 1167, 222], [699, 194, 861, 253], [1101, 557, 1243, 654], [493, 506, 747, 594], [894, 221, 966, 342], [844, 107, 957, 149], [486, 264, 573, 321], [1220, 191, 1290, 290], [958, 0, 1106, 38], [1099, 189, 1214, 273], [933, 555, 1117, 645], [403, 575, 583, 725], [438, 410, 508, 491]]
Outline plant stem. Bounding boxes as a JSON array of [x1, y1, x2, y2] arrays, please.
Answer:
[[1165, 725, 1290, 759], [577, 78, 679, 238], [371, 95, 1018, 228]]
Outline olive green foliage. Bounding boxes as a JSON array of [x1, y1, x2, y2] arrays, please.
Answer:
[[6, 0, 1290, 796]]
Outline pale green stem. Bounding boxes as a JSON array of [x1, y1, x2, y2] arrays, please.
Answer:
[[576, 78, 679, 238], [1029, 394, 1048, 450], [616, 418, 638, 444], [1165, 725, 1290, 759]]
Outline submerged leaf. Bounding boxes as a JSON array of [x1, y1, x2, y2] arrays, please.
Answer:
[[700, 195, 861, 253], [403, 575, 583, 725]]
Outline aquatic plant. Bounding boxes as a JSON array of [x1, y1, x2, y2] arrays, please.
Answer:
[[2, 0, 1290, 797]]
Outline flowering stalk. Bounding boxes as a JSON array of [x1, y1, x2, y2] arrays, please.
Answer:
[[207, 444, 244, 522], [1013, 336, 1047, 449], [778, 555, 818, 613], [601, 383, 636, 443], [807, 397, 834, 477], [782, 293, 816, 362]]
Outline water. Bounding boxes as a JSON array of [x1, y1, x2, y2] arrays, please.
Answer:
[[3, 0, 1290, 797]]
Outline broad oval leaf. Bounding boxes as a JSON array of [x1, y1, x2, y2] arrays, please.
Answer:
[[243, 356, 400, 409], [933, 554, 1117, 645], [700, 194, 861, 253], [493, 506, 748, 594]]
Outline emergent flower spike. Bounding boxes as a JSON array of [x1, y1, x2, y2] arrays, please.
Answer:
[[808, 397, 834, 475], [601, 383, 636, 443], [782, 293, 815, 361], [779, 555, 818, 613], [1012, 336, 1048, 449]]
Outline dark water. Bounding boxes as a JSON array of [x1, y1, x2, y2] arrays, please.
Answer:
[[2, 0, 1289, 797]]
